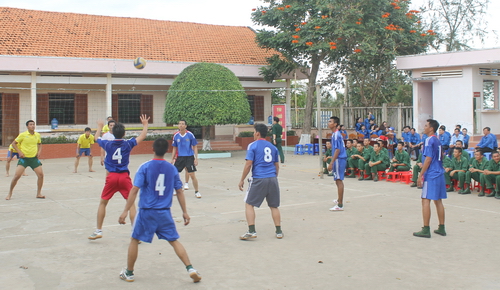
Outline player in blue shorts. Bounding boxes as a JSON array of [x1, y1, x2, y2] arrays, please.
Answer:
[[327, 116, 347, 211], [414, 119, 447, 238], [118, 138, 201, 283], [238, 123, 282, 240]]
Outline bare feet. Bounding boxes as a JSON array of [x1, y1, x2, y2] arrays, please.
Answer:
[[36, 195, 45, 199], [73, 171, 77, 173], [5, 173, 9, 177], [6, 195, 12, 200], [89, 169, 95, 172]]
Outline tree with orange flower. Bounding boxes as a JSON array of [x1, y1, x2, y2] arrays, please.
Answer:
[[251, 0, 433, 128]]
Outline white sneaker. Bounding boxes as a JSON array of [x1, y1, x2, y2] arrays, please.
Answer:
[[195, 192, 201, 198], [184, 183, 189, 190], [188, 268, 202, 283], [88, 230, 102, 240], [240, 232, 257, 240], [119, 267, 134, 282], [329, 205, 344, 211], [276, 232, 284, 239]]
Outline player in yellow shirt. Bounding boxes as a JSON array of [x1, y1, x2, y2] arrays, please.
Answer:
[[74, 127, 95, 173], [6, 120, 45, 200], [102, 116, 113, 134]]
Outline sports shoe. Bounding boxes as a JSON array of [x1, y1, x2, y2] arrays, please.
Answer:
[[119, 268, 134, 282], [239, 232, 257, 240], [195, 192, 202, 198], [184, 183, 189, 190], [446, 186, 454, 192], [478, 191, 485, 197], [486, 191, 496, 197], [433, 225, 447, 236], [188, 268, 202, 283], [276, 232, 284, 239], [329, 205, 344, 211], [365, 175, 373, 181], [413, 226, 431, 238], [88, 230, 102, 240], [410, 182, 417, 187], [459, 188, 471, 194]]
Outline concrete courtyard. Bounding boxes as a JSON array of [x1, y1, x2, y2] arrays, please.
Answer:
[[1, 150, 499, 289]]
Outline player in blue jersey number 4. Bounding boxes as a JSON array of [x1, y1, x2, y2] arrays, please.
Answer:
[[118, 138, 201, 283]]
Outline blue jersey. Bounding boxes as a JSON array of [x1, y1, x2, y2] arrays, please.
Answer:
[[133, 159, 182, 209], [245, 139, 278, 178], [97, 138, 137, 172], [423, 135, 444, 179], [172, 131, 198, 156], [331, 130, 347, 159]]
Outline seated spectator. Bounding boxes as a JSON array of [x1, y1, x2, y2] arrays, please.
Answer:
[[408, 128, 421, 160], [476, 127, 498, 154], [385, 127, 397, 159], [454, 140, 470, 161], [410, 147, 425, 188], [339, 125, 348, 140], [322, 141, 332, 175], [461, 150, 488, 195], [345, 139, 357, 175], [370, 125, 383, 137], [401, 126, 411, 149], [357, 125, 370, 139], [389, 142, 411, 172], [438, 125, 451, 153], [462, 128, 470, 149], [379, 121, 388, 133], [444, 148, 469, 192], [364, 112, 375, 130], [480, 151, 500, 198], [355, 117, 364, 132], [363, 138, 373, 154], [352, 139, 358, 147], [364, 143, 389, 181], [377, 140, 389, 158], [347, 143, 371, 180], [448, 128, 464, 156]]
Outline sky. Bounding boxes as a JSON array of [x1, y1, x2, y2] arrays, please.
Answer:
[[1, 0, 498, 49]]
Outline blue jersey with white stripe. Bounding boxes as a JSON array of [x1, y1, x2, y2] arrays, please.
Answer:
[[134, 159, 183, 209], [423, 135, 444, 179], [97, 138, 137, 172], [331, 130, 347, 159], [245, 139, 278, 178], [172, 131, 198, 156]]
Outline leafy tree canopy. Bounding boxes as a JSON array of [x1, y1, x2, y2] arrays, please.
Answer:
[[164, 63, 251, 126]]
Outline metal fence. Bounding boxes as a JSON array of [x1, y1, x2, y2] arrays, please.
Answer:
[[290, 104, 413, 134]]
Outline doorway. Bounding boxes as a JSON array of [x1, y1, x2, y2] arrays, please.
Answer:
[[1, 93, 20, 146]]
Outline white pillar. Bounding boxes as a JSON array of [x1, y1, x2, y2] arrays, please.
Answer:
[[31, 71, 37, 121], [285, 79, 291, 130], [106, 74, 112, 117]]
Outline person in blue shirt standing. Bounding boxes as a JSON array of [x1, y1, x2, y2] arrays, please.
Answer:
[[89, 114, 150, 240], [414, 119, 447, 238], [462, 128, 470, 149], [118, 138, 201, 283], [327, 116, 347, 211], [401, 126, 411, 151], [438, 125, 451, 153], [171, 120, 201, 198], [238, 123, 282, 240], [408, 128, 421, 160], [476, 127, 498, 154]]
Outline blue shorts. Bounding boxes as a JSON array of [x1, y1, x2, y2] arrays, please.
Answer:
[[332, 158, 347, 181], [7, 151, 19, 159], [421, 176, 447, 200], [131, 208, 179, 243], [79, 148, 91, 156]]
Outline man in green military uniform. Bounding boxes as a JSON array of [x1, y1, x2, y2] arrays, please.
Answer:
[[348, 143, 370, 180], [364, 143, 389, 182], [271, 116, 284, 163], [410, 150, 425, 188], [322, 141, 332, 175], [455, 140, 470, 161], [461, 150, 488, 195], [363, 138, 373, 155], [344, 139, 357, 176], [389, 142, 411, 172], [445, 148, 469, 192], [480, 151, 500, 198]]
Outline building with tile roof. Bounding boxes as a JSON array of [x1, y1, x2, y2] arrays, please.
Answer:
[[0, 7, 304, 146]]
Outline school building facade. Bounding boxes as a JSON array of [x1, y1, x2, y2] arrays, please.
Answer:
[[0, 8, 303, 146]]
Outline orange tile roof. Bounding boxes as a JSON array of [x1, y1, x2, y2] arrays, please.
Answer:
[[0, 7, 277, 65]]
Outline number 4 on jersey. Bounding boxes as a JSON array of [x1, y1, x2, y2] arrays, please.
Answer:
[[155, 174, 166, 196], [112, 148, 122, 164]]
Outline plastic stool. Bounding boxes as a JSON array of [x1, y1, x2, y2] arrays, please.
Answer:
[[313, 143, 320, 155], [294, 144, 304, 155], [385, 172, 400, 182], [305, 144, 314, 155], [400, 171, 413, 184], [377, 171, 387, 180], [484, 152, 492, 160]]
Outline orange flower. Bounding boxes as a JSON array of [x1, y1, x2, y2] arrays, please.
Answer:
[[262, 11, 267, 14], [301, 22, 307, 25], [292, 40, 299, 43], [306, 42, 313, 46], [330, 46, 337, 49], [356, 22, 361, 25], [394, 6, 401, 9], [409, 10, 420, 13], [285, 5, 291, 8], [315, 26, 321, 29], [252, 8, 256, 11], [421, 33, 426, 36], [277, 7, 284, 11], [417, 20, 421, 24], [295, 28, 301, 31], [390, 2, 397, 6], [358, 18, 362, 21], [410, 30, 416, 33], [292, 35, 300, 39], [337, 37, 342, 40], [294, 24, 298, 27], [329, 42, 337, 45], [427, 30, 434, 33], [354, 49, 362, 53], [321, 15, 328, 19]]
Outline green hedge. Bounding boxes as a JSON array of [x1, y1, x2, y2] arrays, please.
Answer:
[[143, 134, 173, 141], [287, 130, 296, 136], [238, 131, 254, 137], [41, 136, 76, 144]]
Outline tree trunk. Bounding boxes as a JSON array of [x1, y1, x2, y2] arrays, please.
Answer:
[[202, 125, 212, 151], [302, 55, 321, 134]]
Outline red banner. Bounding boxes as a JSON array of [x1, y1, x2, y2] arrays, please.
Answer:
[[272, 104, 287, 139]]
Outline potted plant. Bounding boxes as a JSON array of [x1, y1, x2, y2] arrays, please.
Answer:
[[235, 131, 254, 149]]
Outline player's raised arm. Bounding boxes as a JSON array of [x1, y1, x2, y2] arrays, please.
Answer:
[[135, 114, 150, 143], [95, 120, 105, 139]]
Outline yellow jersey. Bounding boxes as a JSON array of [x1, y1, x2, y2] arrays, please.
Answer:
[[77, 134, 95, 149], [15, 130, 41, 158], [8, 144, 18, 153], [102, 124, 109, 134]]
